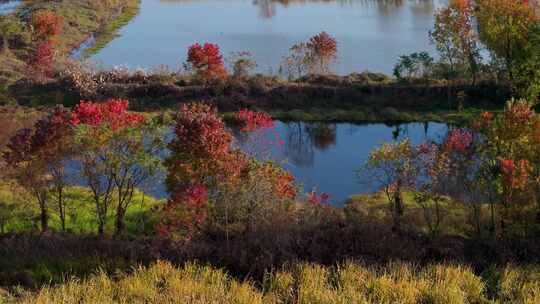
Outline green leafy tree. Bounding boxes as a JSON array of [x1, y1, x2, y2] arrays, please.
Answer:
[[362, 139, 418, 233], [476, 0, 534, 86], [514, 23, 540, 102], [0, 15, 23, 54], [393, 52, 434, 81]]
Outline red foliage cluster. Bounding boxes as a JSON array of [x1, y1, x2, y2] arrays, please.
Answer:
[[480, 111, 494, 123], [4, 108, 71, 164], [28, 10, 63, 79], [4, 129, 32, 165], [307, 191, 330, 205], [172, 103, 238, 163], [28, 41, 54, 77], [444, 128, 473, 152], [70, 99, 145, 131], [187, 43, 227, 81], [235, 109, 274, 132], [500, 158, 530, 190], [308, 31, 338, 60], [31, 10, 63, 42], [163, 104, 248, 238], [504, 101, 533, 124], [162, 104, 297, 239]]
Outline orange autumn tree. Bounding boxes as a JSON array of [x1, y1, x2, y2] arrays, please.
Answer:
[[473, 99, 540, 234], [31, 10, 63, 43], [186, 43, 227, 82], [307, 31, 337, 74], [430, 0, 481, 83], [28, 10, 64, 79], [160, 104, 296, 241]]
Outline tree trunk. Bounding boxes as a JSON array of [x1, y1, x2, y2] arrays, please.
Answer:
[[98, 219, 105, 236], [0, 220, 5, 234], [490, 201, 496, 237], [435, 200, 441, 235], [392, 181, 404, 233], [114, 205, 126, 237], [40, 203, 48, 232], [58, 188, 66, 232], [2, 36, 8, 54]]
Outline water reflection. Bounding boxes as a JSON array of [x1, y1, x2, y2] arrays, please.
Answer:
[[90, 0, 445, 74], [250, 0, 440, 19], [233, 121, 447, 204], [61, 121, 447, 205], [283, 122, 337, 167], [284, 122, 315, 167]]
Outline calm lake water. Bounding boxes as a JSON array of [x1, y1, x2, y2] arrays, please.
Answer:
[[137, 121, 448, 205], [90, 0, 446, 74], [0, 1, 20, 15]]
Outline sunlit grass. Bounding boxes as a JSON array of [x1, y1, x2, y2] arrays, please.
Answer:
[[6, 261, 540, 303]]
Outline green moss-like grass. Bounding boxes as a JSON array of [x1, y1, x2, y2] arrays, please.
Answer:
[[0, 183, 163, 235]]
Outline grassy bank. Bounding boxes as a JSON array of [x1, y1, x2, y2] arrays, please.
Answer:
[[8, 72, 509, 123], [3, 260, 539, 303], [0, 183, 163, 235], [0, 0, 140, 85]]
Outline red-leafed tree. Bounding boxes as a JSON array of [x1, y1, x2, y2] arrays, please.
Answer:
[[28, 40, 54, 78], [186, 43, 227, 82], [307, 31, 337, 74], [28, 10, 63, 80], [71, 99, 163, 236], [161, 103, 296, 241], [3, 107, 72, 232], [31, 10, 63, 43]]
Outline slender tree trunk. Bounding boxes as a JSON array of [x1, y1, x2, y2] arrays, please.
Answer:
[[435, 199, 441, 235], [535, 188, 540, 224], [39, 202, 48, 232], [98, 217, 105, 235], [0, 220, 5, 234], [95, 196, 106, 236], [392, 180, 404, 233], [114, 205, 126, 237], [2, 36, 8, 54], [490, 201, 496, 237], [58, 187, 66, 232]]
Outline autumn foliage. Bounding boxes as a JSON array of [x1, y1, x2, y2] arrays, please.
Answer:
[[28, 10, 64, 79], [31, 10, 63, 43], [3, 107, 72, 231], [27, 41, 55, 78], [308, 31, 338, 74], [160, 103, 295, 240], [186, 43, 227, 82], [70, 99, 145, 130], [234, 109, 274, 132]]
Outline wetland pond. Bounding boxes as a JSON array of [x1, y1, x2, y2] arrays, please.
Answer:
[[112, 121, 448, 205]]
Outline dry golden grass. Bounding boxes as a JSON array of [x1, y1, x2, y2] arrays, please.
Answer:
[[6, 261, 540, 304]]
